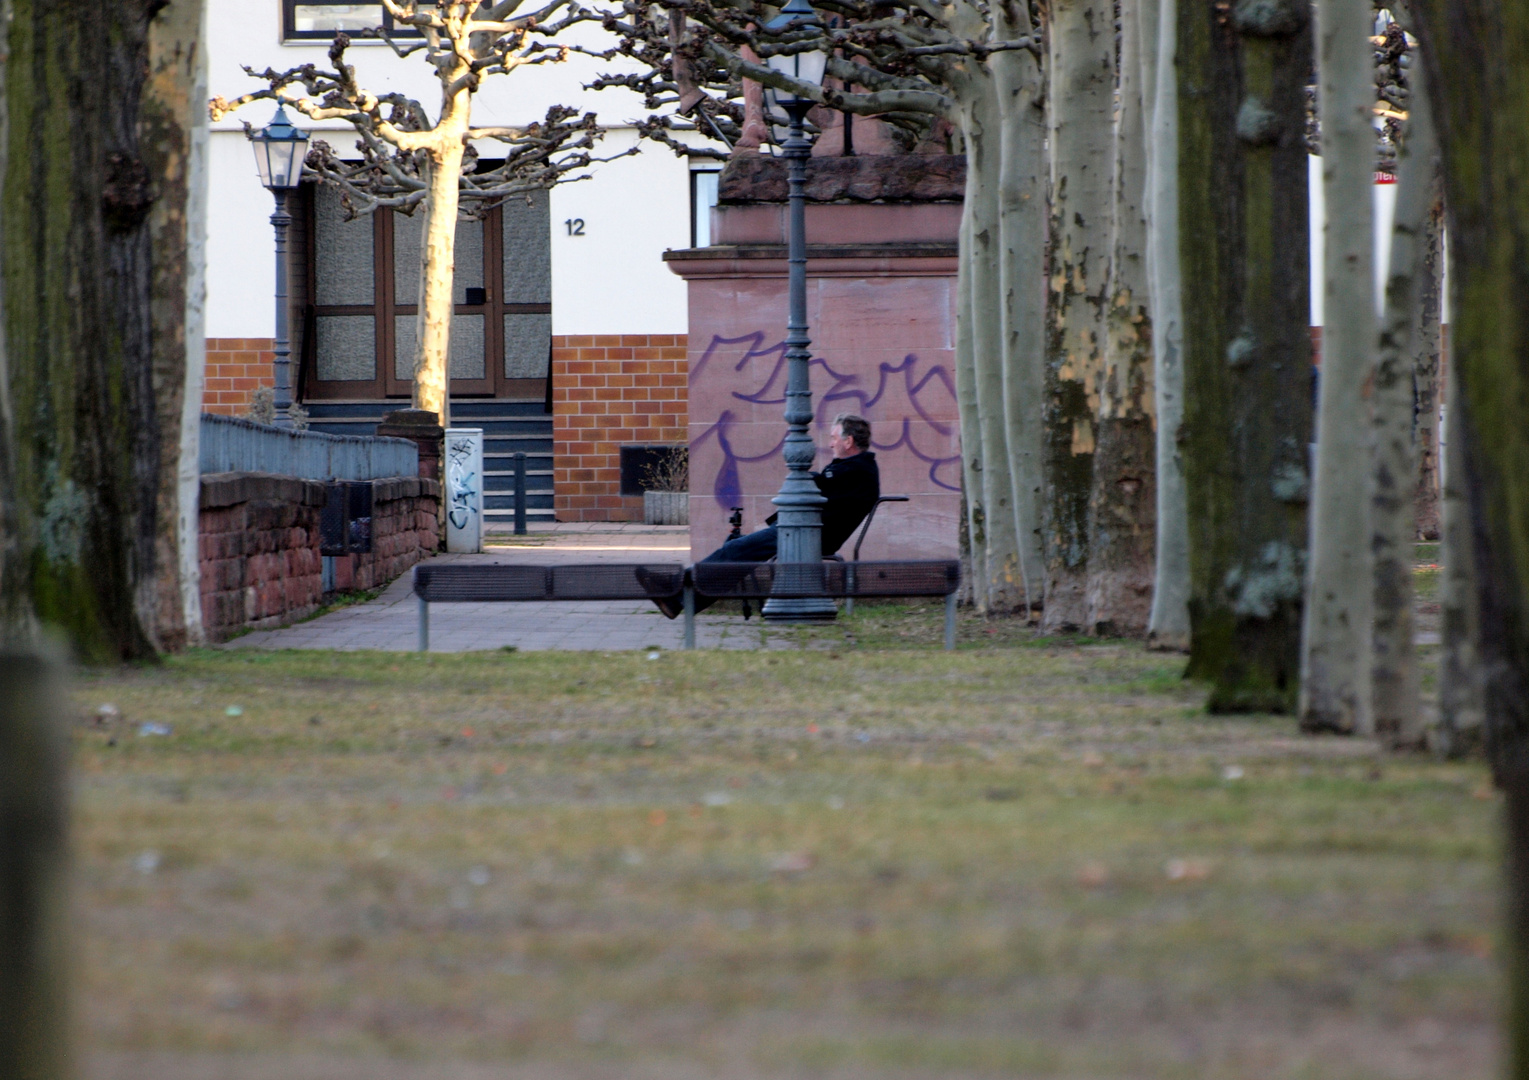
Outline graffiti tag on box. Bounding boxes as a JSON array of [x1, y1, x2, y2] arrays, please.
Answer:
[[447, 438, 480, 531]]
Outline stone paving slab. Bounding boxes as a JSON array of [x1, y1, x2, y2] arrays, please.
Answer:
[[227, 527, 790, 653]]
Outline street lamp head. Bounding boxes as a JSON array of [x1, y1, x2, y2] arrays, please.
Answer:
[[762, 0, 827, 113], [250, 104, 311, 191]]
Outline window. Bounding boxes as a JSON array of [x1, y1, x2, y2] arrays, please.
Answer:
[[299, 182, 553, 401], [282, 1, 426, 41], [690, 168, 721, 248]]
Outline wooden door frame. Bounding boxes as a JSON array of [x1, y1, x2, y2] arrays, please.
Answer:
[[300, 186, 553, 402]]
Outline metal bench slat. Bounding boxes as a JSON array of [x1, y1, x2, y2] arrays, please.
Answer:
[[692, 560, 960, 600], [414, 562, 686, 603]]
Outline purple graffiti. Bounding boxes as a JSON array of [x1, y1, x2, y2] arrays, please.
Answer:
[[691, 333, 962, 516], [693, 331, 786, 381], [690, 409, 786, 509]]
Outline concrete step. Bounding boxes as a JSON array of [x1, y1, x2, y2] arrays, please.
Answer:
[[303, 399, 552, 434]]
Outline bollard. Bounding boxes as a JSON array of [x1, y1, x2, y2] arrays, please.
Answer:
[[514, 452, 528, 536], [0, 651, 71, 1080]]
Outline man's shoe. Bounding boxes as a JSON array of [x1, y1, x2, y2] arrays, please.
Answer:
[[636, 567, 683, 620]]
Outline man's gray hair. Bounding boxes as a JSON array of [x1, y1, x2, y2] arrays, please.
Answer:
[[833, 413, 872, 450]]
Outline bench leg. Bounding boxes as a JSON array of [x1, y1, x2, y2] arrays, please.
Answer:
[[418, 597, 429, 653], [683, 585, 695, 650], [944, 593, 956, 651]]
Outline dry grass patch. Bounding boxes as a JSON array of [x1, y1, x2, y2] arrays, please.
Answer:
[[74, 641, 1496, 1079]]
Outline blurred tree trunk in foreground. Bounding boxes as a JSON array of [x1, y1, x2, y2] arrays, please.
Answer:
[[0, 651, 71, 1079], [0, 0, 206, 657], [2, 0, 166, 659], [1413, 2, 1529, 1071]]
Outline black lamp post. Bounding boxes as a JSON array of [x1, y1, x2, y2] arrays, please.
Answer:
[[249, 105, 310, 428], [760, 0, 834, 621]]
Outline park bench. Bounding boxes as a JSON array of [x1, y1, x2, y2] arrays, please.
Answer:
[[411, 555, 961, 651], [683, 559, 961, 649]]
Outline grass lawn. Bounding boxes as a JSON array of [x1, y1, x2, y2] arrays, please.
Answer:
[[73, 622, 1497, 1079]]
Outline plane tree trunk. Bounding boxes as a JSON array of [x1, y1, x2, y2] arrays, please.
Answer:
[[2, 0, 165, 660], [1412, 198, 1444, 541], [1367, 45, 1438, 748], [1145, 0, 1191, 650], [1300, 0, 1376, 733], [991, 4, 1049, 616], [0, 0, 20, 641], [958, 75, 1028, 613], [953, 175, 990, 606], [411, 71, 472, 433], [1435, 358, 1483, 756], [1412, 3, 1529, 1068], [1041, 0, 1115, 633], [143, 0, 210, 650], [1087, 0, 1156, 637], [1178, 0, 1314, 712]]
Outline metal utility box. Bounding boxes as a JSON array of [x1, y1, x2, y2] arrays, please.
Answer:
[[320, 480, 374, 556]]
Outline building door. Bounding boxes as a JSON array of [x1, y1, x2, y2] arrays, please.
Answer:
[[301, 184, 552, 400]]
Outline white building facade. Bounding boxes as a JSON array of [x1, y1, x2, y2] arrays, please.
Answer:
[[206, 1, 717, 520]]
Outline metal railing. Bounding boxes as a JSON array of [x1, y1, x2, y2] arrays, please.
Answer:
[[199, 414, 417, 481]]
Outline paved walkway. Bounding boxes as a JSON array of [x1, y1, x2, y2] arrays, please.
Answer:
[[228, 523, 786, 653]]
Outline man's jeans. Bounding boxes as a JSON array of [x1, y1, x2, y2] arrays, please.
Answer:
[[702, 525, 777, 564], [682, 525, 777, 614]]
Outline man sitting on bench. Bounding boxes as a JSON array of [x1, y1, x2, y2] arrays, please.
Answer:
[[646, 412, 880, 619]]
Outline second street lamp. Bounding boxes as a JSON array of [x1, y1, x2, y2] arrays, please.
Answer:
[[760, 0, 835, 621], [248, 104, 310, 428]]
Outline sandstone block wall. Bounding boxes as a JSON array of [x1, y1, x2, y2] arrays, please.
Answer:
[[326, 476, 442, 593], [199, 472, 440, 642]]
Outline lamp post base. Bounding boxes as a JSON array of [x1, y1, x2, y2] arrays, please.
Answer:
[[762, 596, 839, 622]]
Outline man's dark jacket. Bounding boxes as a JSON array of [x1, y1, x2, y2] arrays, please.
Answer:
[[814, 450, 879, 555]]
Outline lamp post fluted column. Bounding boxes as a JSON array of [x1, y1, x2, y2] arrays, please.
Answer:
[[270, 188, 294, 427], [248, 104, 308, 429], [763, 102, 836, 621]]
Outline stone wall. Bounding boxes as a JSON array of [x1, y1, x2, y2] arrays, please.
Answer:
[[326, 476, 442, 593], [550, 333, 689, 521], [199, 472, 439, 642]]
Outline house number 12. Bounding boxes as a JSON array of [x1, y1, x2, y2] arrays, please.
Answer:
[[564, 218, 586, 236]]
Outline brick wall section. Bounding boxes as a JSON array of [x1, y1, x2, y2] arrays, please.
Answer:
[[204, 337, 275, 415], [551, 334, 688, 521], [199, 472, 440, 643]]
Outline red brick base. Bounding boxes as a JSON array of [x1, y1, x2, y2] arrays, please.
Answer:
[[552, 334, 689, 522]]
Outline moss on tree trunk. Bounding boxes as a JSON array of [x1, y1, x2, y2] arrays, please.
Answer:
[[1414, 1, 1529, 1065], [1178, 0, 1313, 712], [3, 0, 163, 660]]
